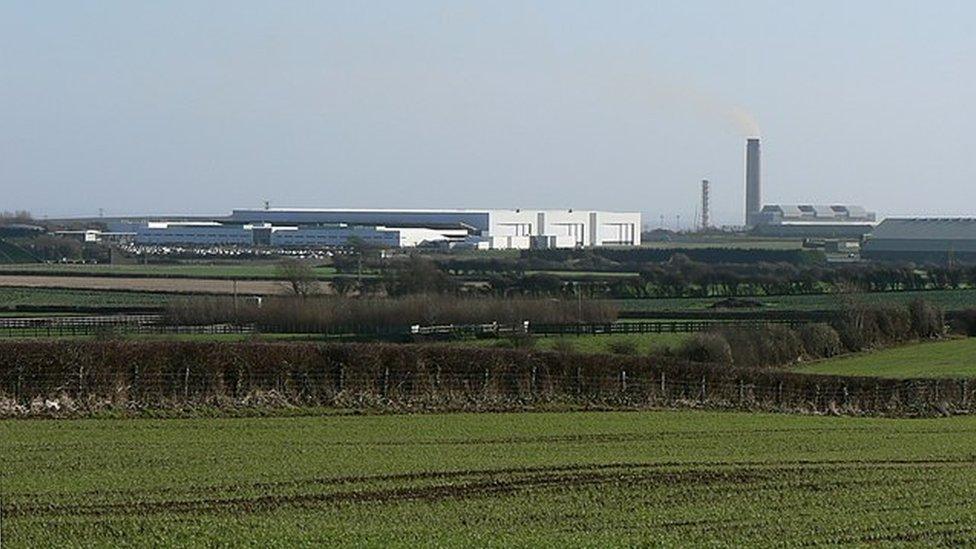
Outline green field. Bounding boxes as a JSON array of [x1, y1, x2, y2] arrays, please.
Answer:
[[0, 262, 342, 279], [0, 286, 172, 308], [793, 337, 976, 379], [0, 240, 37, 264], [3, 410, 976, 546], [614, 288, 976, 312]]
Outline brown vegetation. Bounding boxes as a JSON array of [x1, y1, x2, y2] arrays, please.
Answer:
[[164, 294, 618, 330]]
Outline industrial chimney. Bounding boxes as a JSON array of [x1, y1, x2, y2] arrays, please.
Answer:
[[745, 138, 761, 226]]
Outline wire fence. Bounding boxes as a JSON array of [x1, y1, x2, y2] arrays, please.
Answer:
[[1, 341, 972, 417]]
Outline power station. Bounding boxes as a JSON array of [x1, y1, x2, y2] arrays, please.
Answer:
[[741, 137, 877, 238]]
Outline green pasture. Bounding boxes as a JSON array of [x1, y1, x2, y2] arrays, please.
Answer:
[[793, 337, 976, 379], [3, 410, 976, 547]]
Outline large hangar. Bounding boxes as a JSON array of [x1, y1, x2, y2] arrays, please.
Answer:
[[125, 208, 641, 250], [228, 208, 641, 249], [862, 218, 976, 264]]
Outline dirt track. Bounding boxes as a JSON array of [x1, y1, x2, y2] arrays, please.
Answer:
[[0, 275, 291, 295]]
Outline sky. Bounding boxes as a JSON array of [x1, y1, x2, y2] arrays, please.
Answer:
[[2, 1, 975, 226]]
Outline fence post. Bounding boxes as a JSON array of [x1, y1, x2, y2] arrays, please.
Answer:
[[483, 367, 489, 393], [382, 366, 390, 399], [183, 365, 190, 401], [15, 365, 23, 403], [963, 380, 969, 408], [531, 365, 538, 397], [777, 381, 783, 406], [700, 376, 706, 402], [620, 369, 627, 393], [576, 365, 582, 396]]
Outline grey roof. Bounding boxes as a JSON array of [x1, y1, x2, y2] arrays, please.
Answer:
[[870, 218, 976, 240], [762, 204, 873, 220]]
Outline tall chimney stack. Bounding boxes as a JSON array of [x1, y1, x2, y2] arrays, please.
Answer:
[[745, 138, 761, 226], [700, 179, 710, 231]]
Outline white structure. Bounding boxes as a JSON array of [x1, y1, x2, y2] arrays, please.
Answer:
[[229, 208, 641, 250]]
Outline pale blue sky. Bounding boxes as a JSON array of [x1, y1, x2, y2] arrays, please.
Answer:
[[2, 1, 975, 225]]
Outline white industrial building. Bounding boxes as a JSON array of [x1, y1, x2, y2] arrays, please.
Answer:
[[228, 208, 641, 249], [119, 208, 640, 250]]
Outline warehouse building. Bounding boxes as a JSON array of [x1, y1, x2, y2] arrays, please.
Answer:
[[862, 218, 976, 264], [127, 208, 641, 250], [228, 208, 641, 249]]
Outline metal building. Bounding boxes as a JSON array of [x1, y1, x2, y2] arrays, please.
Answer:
[[862, 218, 976, 264]]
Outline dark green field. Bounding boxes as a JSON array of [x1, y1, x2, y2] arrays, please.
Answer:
[[3, 410, 976, 547], [0, 286, 173, 308]]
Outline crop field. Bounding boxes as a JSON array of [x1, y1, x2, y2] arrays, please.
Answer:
[[0, 274, 291, 296], [0, 286, 173, 308], [3, 410, 976, 546], [793, 337, 976, 379], [614, 288, 976, 313], [0, 263, 343, 279]]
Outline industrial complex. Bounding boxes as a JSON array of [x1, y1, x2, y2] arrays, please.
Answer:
[[113, 208, 642, 250], [739, 137, 878, 238]]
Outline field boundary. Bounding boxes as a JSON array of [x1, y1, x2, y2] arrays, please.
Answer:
[[1, 341, 972, 418]]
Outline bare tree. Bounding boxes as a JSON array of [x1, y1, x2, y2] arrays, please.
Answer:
[[276, 258, 320, 298]]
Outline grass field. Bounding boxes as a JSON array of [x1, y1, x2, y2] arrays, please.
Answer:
[[3, 410, 976, 546], [793, 337, 976, 379], [614, 288, 976, 312], [0, 262, 343, 279]]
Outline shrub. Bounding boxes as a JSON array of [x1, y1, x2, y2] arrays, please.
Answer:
[[679, 332, 733, 364], [950, 309, 976, 336], [550, 339, 577, 354], [798, 323, 843, 359], [606, 339, 639, 356], [718, 325, 804, 368], [870, 306, 913, 344], [165, 295, 619, 331], [908, 299, 944, 339]]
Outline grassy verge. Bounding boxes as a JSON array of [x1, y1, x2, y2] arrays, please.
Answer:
[[3, 410, 976, 546], [792, 337, 976, 379]]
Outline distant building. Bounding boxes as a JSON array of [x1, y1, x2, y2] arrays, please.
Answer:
[[750, 204, 877, 238], [121, 208, 642, 250], [0, 223, 45, 238], [862, 218, 976, 264]]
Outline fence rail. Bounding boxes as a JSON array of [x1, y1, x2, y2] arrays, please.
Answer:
[[0, 315, 812, 340]]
